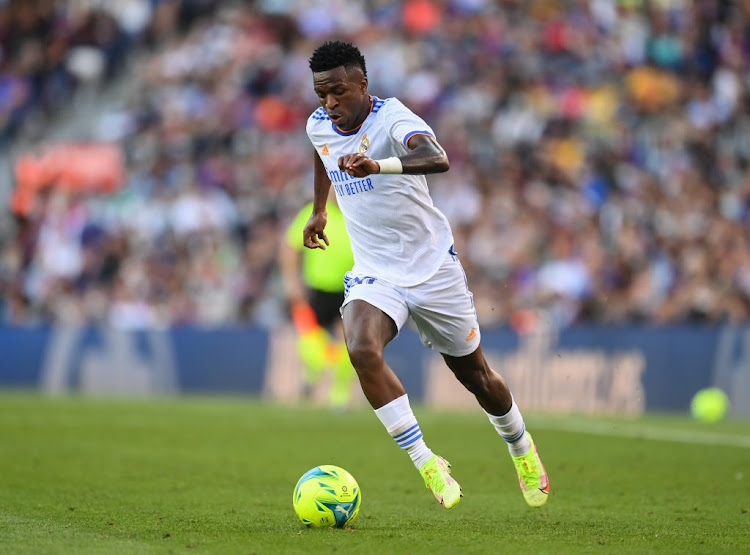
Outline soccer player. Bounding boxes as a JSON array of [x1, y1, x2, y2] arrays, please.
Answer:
[[280, 189, 356, 409], [303, 40, 549, 509]]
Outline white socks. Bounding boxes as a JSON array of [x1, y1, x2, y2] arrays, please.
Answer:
[[486, 397, 531, 457], [374, 394, 434, 470], [375, 394, 531, 465]]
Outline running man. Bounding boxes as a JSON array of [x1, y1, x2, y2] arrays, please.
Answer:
[[303, 40, 549, 509]]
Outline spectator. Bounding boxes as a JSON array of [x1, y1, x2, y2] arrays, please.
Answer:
[[3, 0, 750, 329]]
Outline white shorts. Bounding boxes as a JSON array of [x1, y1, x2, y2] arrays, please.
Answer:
[[341, 247, 481, 357]]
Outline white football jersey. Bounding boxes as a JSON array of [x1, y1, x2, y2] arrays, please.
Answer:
[[306, 96, 454, 287]]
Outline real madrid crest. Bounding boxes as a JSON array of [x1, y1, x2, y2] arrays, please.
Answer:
[[359, 134, 370, 155]]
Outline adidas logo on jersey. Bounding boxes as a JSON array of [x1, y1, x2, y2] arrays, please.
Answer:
[[321, 144, 329, 156]]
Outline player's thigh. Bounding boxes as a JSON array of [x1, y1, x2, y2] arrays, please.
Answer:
[[341, 272, 408, 349], [341, 300, 398, 352], [408, 254, 481, 357]]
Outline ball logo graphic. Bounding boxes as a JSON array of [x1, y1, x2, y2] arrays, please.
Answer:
[[292, 465, 361, 528]]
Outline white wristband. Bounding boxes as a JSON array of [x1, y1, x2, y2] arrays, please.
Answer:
[[376, 157, 403, 174]]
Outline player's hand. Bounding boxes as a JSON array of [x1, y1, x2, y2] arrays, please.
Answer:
[[339, 153, 379, 178], [285, 280, 305, 305], [303, 212, 329, 250]]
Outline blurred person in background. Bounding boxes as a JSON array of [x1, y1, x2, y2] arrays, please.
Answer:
[[302, 40, 549, 511], [2, 0, 750, 330], [280, 187, 356, 410]]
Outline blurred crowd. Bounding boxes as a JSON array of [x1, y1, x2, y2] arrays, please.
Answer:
[[0, 0, 223, 146], [2, 0, 750, 330]]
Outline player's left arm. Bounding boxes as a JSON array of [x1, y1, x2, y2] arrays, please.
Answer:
[[339, 134, 449, 177]]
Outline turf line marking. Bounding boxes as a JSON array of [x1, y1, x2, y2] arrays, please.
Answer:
[[532, 419, 750, 449]]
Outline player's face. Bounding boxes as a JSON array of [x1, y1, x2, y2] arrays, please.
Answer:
[[313, 66, 369, 131]]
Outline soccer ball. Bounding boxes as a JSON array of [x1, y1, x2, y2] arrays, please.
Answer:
[[292, 465, 361, 528]]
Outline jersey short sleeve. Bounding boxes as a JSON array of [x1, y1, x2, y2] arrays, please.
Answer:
[[382, 98, 435, 147]]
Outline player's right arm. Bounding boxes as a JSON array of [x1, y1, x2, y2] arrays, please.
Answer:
[[303, 150, 331, 250]]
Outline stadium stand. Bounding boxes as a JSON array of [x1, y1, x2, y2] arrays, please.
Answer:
[[1, 0, 750, 329]]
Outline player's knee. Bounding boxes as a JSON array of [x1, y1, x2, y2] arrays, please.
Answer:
[[346, 337, 384, 373]]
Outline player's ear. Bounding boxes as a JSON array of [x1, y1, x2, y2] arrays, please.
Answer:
[[359, 77, 368, 95]]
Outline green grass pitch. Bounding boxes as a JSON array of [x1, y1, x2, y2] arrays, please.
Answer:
[[1, 392, 749, 554]]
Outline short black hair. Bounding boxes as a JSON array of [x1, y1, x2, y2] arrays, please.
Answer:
[[309, 41, 367, 77]]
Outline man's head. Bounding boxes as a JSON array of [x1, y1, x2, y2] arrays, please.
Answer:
[[309, 41, 370, 131]]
